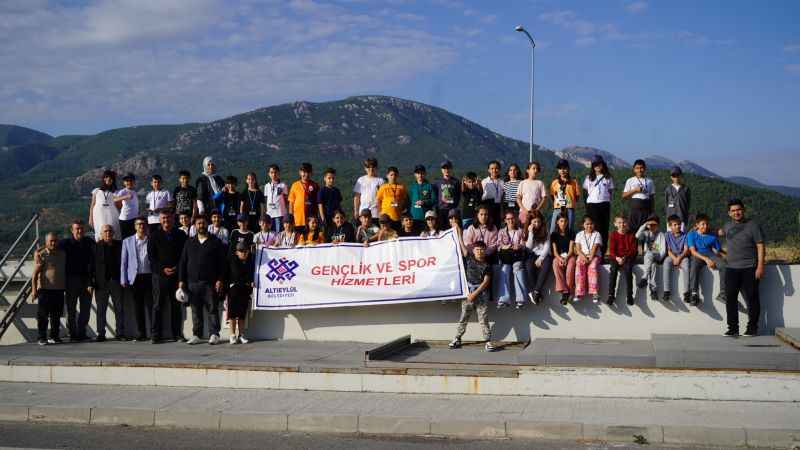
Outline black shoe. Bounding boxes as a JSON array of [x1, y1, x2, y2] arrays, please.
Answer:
[[743, 329, 758, 337], [532, 290, 541, 305], [724, 329, 739, 337], [50, 337, 63, 344], [95, 336, 106, 342], [150, 338, 161, 344], [663, 291, 671, 301], [133, 335, 146, 342], [560, 293, 569, 305], [637, 279, 647, 289], [176, 336, 188, 343], [690, 293, 701, 306], [627, 296, 635, 306], [649, 289, 658, 301], [683, 292, 692, 303]]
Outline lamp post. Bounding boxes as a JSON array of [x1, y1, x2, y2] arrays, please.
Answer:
[[515, 25, 535, 163]]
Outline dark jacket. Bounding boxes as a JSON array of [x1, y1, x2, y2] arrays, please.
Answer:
[[195, 173, 225, 216], [60, 236, 95, 280], [148, 227, 188, 277], [225, 254, 255, 287], [664, 184, 691, 224], [178, 234, 226, 285], [94, 240, 121, 288]]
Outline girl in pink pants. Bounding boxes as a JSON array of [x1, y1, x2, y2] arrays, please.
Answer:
[[574, 216, 603, 303], [549, 214, 576, 305]]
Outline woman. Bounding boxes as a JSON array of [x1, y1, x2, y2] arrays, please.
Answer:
[[525, 210, 551, 304], [496, 211, 529, 308], [503, 163, 523, 218], [582, 155, 614, 253], [196, 156, 225, 217], [89, 170, 121, 241]]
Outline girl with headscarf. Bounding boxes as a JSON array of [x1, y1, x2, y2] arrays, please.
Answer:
[[196, 156, 225, 217]]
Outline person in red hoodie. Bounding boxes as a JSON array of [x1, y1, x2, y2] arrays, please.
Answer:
[[607, 215, 638, 306]]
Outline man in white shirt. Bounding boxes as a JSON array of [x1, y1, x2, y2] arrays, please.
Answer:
[[353, 157, 384, 224]]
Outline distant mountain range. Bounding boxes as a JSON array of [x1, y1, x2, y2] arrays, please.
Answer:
[[0, 96, 797, 245]]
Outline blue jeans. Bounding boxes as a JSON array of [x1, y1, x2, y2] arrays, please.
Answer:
[[549, 208, 575, 233], [497, 261, 530, 306]]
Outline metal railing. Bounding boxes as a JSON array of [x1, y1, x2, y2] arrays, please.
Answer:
[[0, 213, 40, 341]]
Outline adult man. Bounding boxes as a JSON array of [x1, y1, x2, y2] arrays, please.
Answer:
[[60, 220, 95, 341], [31, 232, 66, 345], [148, 211, 188, 343], [179, 215, 226, 345], [196, 156, 225, 217], [94, 225, 123, 342], [720, 199, 765, 337], [121, 217, 153, 341]]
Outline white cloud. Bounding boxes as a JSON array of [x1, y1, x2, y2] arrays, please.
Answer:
[[538, 9, 646, 46], [625, 1, 648, 14]]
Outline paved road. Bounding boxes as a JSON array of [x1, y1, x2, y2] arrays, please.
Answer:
[[0, 422, 747, 450]]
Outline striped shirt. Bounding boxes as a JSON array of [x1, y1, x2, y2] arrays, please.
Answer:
[[503, 180, 521, 208]]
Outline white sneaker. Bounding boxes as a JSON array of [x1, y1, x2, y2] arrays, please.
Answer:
[[186, 336, 201, 345], [448, 338, 461, 349], [238, 334, 249, 344], [484, 341, 497, 352], [229, 335, 237, 345], [573, 296, 581, 303], [592, 294, 601, 304], [209, 334, 220, 345]]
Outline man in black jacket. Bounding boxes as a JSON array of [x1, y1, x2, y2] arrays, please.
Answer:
[[148, 211, 188, 343], [94, 225, 123, 342], [60, 219, 95, 341], [178, 215, 226, 345]]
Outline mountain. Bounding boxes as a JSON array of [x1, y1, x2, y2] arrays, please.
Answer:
[[0, 125, 60, 180], [727, 176, 800, 199], [643, 155, 719, 178], [0, 124, 52, 147], [0, 95, 797, 246]]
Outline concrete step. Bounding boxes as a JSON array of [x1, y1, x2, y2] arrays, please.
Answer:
[[652, 334, 800, 370], [518, 338, 655, 368], [777, 327, 800, 350]]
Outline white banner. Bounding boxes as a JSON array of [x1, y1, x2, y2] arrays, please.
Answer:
[[253, 230, 468, 310]]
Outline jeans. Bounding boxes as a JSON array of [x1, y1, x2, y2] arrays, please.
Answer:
[[94, 280, 123, 338], [689, 253, 726, 295], [129, 274, 153, 338], [608, 258, 634, 299], [643, 251, 666, 291], [525, 255, 552, 293], [549, 208, 575, 233], [725, 267, 760, 333], [663, 256, 690, 295], [37, 290, 64, 341], [188, 281, 221, 338], [455, 298, 490, 340], [65, 275, 91, 339], [497, 260, 530, 306], [152, 273, 183, 340]]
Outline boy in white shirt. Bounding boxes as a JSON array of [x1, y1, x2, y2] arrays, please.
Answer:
[[145, 174, 172, 235], [353, 157, 384, 224], [636, 214, 667, 300], [264, 164, 288, 233], [115, 173, 139, 239], [622, 159, 655, 232], [254, 214, 277, 248], [208, 209, 229, 245]]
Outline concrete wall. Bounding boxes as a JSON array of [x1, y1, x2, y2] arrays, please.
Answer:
[[2, 263, 798, 345]]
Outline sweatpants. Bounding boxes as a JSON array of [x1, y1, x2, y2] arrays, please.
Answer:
[[37, 289, 64, 341], [725, 267, 760, 334], [608, 258, 634, 300], [663, 257, 689, 295], [642, 251, 666, 291], [689, 253, 726, 296], [455, 299, 490, 341], [188, 281, 221, 339]]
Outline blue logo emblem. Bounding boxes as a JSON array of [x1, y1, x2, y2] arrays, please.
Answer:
[[266, 257, 299, 283]]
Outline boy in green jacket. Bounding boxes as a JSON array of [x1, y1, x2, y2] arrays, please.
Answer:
[[408, 165, 437, 233]]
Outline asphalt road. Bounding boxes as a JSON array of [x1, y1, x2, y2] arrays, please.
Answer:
[[0, 422, 756, 450]]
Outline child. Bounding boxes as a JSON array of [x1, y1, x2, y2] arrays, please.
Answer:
[[664, 166, 690, 230], [317, 168, 342, 226], [582, 155, 614, 251], [116, 173, 139, 239], [208, 209, 230, 244], [636, 215, 667, 300], [434, 160, 460, 230], [376, 166, 408, 229], [574, 216, 603, 303], [664, 214, 690, 303], [503, 163, 523, 218], [449, 241, 495, 352], [408, 165, 436, 231], [178, 212, 196, 237], [274, 215, 298, 247], [145, 174, 172, 235], [549, 159, 581, 233], [225, 242, 254, 344], [460, 172, 481, 228], [264, 164, 288, 232], [287, 162, 319, 235], [221, 176, 241, 232], [517, 162, 547, 227], [481, 160, 504, 226], [173, 170, 198, 226], [298, 216, 325, 246], [688, 214, 726, 306], [356, 209, 379, 244], [370, 214, 398, 242], [525, 210, 551, 304], [398, 214, 417, 237], [622, 159, 655, 233], [353, 158, 383, 223], [326, 210, 356, 243], [254, 214, 277, 248], [228, 213, 254, 256], [241, 172, 265, 232], [608, 215, 637, 306], [420, 210, 442, 237], [497, 211, 529, 308]]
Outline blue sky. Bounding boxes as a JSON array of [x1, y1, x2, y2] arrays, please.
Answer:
[[1, 0, 799, 185]]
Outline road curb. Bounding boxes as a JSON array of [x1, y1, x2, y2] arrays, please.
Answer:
[[1, 406, 799, 447]]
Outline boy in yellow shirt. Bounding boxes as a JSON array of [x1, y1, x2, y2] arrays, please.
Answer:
[[376, 166, 408, 230]]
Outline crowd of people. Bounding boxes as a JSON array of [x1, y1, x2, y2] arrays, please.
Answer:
[[30, 155, 766, 351]]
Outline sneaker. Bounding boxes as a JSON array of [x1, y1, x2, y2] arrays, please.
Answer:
[[209, 334, 220, 345], [448, 338, 462, 349], [229, 335, 237, 345], [484, 341, 497, 352], [515, 303, 525, 310], [47, 338, 57, 345], [572, 296, 580, 303], [37, 339, 48, 346], [724, 329, 739, 337], [649, 289, 658, 301], [238, 334, 249, 344], [186, 336, 201, 345], [663, 291, 672, 302], [592, 293, 601, 304], [118, 336, 131, 341], [133, 335, 146, 342], [715, 292, 727, 302], [560, 293, 569, 305], [637, 279, 647, 289], [150, 338, 161, 345], [527, 292, 535, 304]]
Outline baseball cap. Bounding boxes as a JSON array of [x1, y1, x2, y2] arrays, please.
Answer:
[[424, 210, 437, 219], [671, 166, 683, 176], [440, 160, 453, 169]]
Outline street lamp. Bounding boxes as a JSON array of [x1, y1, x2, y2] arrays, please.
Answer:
[[515, 25, 535, 163]]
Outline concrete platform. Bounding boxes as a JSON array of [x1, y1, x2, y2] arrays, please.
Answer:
[[652, 334, 800, 370], [777, 327, 800, 350], [518, 339, 656, 368]]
